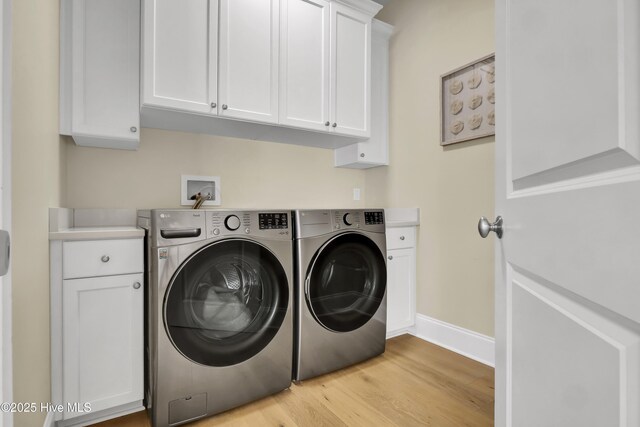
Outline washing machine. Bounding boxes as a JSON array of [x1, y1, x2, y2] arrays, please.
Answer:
[[137, 209, 293, 427], [293, 209, 387, 381]]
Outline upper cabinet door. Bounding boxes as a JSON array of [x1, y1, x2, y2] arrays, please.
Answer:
[[279, 0, 330, 132], [61, 0, 140, 149], [218, 0, 279, 123], [141, 0, 218, 114], [330, 2, 371, 138]]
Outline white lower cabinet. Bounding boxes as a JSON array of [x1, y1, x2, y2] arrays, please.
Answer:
[[62, 274, 143, 418], [51, 237, 144, 425], [386, 226, 416, 336]]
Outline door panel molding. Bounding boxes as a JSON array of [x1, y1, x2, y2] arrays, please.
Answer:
[[505, 0, 640, 187], [507, 266, 639, 426]]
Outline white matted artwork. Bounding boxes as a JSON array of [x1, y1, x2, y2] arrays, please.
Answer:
[[181, 175, 221, 206], [440, 53, 495, 146]]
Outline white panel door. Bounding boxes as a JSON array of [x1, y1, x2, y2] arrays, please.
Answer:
[[279, 0, 330, 132], [329, 2, 370, 138], [63, 274, 143, 418], [218, 0, 279, 123], [71, 0, 140, 145], [142, 0, 218, 114], [495, 0, 640, 425]]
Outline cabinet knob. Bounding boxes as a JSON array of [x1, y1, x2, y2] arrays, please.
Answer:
[[130, 126, 137, 133], [101, 255, 110, 263], [388, 255, 393, 260], [400, 236, 405, 240], [332, 123, 337, 128], [133, 282, 141, 290], [222, 104, 228, 110], [211, 102, 217, 108], [325, 121, 330, 126], [360, 153, 365, 158]]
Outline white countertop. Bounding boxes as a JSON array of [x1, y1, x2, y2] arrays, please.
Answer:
[[49, 226, 144, 241], [384, 208, 420, 227]]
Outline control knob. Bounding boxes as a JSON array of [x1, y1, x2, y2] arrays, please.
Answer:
[[343, 213, 353, 226], [225, 215, 241, 231]]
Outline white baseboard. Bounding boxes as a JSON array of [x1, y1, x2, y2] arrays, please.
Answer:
[[43, 411, 55, 427], [411, 314, 495, 367], [386, 325, 416, 339]]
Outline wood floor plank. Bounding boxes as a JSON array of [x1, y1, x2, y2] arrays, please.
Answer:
[[384, 342, 494, 415], [92, 335, 494, 427], [298, 375, 399, 427]]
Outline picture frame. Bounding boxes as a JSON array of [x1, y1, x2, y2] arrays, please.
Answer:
[[440, 53, 495, 146]]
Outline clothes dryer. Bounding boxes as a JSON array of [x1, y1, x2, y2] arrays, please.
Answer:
[[293, 209, 387, 381], [138, 209, 292, 426]]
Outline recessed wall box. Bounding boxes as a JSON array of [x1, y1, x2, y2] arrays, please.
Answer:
[[181, 175, 221, 206]]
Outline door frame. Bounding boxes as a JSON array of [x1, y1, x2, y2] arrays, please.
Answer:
[[1, 0, 13, 425]]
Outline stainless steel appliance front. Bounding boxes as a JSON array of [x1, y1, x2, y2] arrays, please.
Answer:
[[293, 209, 387, 381], [138, 209, 293, 426]]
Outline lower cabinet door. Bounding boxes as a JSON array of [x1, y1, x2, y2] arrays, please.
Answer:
[[386, 248, 416, 334], [62, 273, 143, 418]]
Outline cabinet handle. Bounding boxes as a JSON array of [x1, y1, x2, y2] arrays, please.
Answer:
[[101, 255, 110, 263], [133, 282, 141, 290], [360, 153, 365, 158], [325, 121, 330, 126], [222, 104, 228, 110], [400, 236, 405, 240], [388, 255, 393, 260], [332, 123, 337, 128], [130, 126, 137, 133], [211, 102, 217, 108]]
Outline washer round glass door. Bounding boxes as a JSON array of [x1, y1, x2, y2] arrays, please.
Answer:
[[164, 239, 289, 367], [306, 233, 386, 332]]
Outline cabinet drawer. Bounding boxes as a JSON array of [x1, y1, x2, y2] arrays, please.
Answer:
[[386, 227, 415, 250], [63, 239, 143, 279]]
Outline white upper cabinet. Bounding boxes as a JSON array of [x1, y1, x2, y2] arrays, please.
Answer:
[[335, 19, 393, 168], [141, 0, 218, 115], [219, 0, 279, 123], [137, 0, 383, 148], [279, 0, 330, 131], [60, 0, 140, 150], [330, 2, 371, 138], [281, 0, 381, 138]]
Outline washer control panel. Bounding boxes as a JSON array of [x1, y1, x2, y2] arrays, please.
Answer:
[[151, 209, 292, 245], [207, 210, 290, 239], [259, 213, 289, 230]]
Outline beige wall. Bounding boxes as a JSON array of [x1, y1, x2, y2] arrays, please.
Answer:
[[12, 0, 64, 426], [64, 129, 365, 209], [371, 0, 495, 336]]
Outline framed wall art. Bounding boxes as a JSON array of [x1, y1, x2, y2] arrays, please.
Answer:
[[440, 53, 495, 146]]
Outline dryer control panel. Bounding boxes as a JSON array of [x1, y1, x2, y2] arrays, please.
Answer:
[[364, 211, 384, 225], [293, 209, 385, 239]]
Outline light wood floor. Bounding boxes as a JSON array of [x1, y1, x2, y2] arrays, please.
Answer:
[[94, 335, 494, 426]]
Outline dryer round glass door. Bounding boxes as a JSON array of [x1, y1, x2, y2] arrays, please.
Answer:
[[164, 239, 289, 367], [306, 233, 387, 332]]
